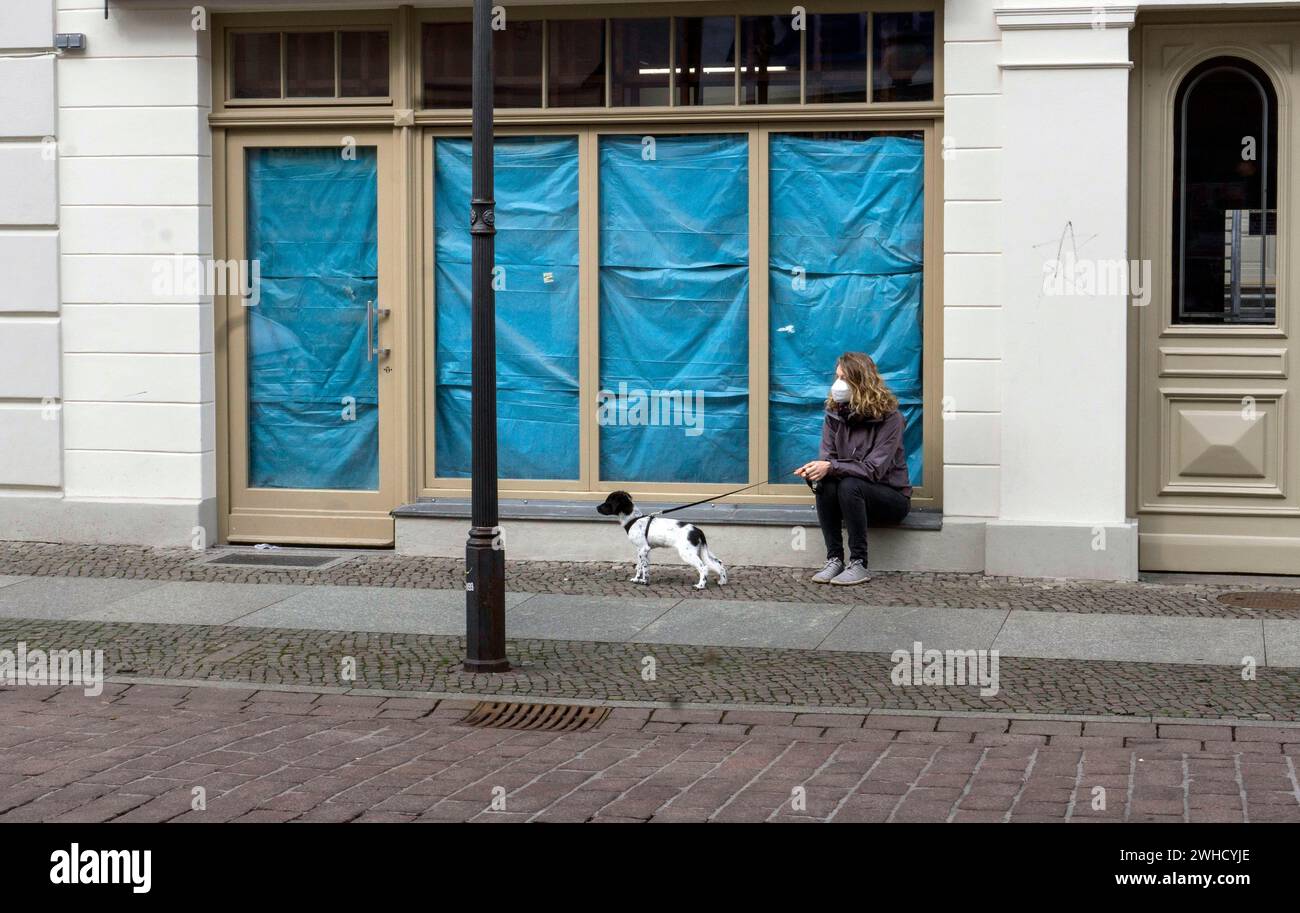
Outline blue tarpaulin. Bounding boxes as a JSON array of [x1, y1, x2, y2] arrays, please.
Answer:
[[434, 136, 581, 479], [598, 134, 750, 484], [246, 146, 379, 490], [768, 133, 925, 485]]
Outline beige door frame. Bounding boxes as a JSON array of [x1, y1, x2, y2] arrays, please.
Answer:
[[1136, 21, 1300, 573], [217, 128, 402, 546]]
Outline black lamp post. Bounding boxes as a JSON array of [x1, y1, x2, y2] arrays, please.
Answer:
[[464, 0, 509, 672]]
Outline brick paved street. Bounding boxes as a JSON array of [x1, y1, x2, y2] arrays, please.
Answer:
[[3, 681, 1299, 823]]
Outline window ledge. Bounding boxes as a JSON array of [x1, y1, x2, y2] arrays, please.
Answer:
[[393, 498, 942, 531]]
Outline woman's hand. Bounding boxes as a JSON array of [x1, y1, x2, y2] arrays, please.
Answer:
[[795, 460, 832, 482]]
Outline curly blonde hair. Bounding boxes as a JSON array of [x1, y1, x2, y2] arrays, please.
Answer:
[[825, 351, 898, 420]]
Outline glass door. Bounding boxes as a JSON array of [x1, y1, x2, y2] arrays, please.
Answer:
[[222, 130, 399, 545]]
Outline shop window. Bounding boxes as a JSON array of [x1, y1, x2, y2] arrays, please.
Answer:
[[433, 137, 582, 480], [598, 134, 750, 484], [872, 12, 934, 102], [611, 18, 671, 106], [768, 132, 925, 485], [549, 19, 607, 107], [675, 16, 737, 106], [806, 14, 868, 104], [1173, 57, 1278, 325], [740, 15, 800, 104]]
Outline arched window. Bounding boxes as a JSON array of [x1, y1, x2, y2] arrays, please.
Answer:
[[1173, 57, 1278, 325]]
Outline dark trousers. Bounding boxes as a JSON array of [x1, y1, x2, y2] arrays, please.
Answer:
[[814, 476, 910, 564]]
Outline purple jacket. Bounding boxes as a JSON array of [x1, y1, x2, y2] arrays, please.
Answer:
[[819, 407, 913, 497]]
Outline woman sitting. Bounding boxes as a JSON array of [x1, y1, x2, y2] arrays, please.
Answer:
[[793, 351, 912, 586]]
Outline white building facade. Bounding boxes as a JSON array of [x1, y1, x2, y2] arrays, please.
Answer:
[[0, 0, 1296, 581]]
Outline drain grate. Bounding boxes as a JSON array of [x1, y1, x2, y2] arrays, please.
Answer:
[[460, 701, 610, 732], [1218, 591, 1300, 611], [204, 552, 343, 569]]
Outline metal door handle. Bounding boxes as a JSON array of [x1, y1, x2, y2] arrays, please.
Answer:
[[366, 300, 391, 361]]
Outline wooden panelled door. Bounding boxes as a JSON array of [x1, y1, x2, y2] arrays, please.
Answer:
[[1137, 23, 1300, 573], [221, 130, 399, 545]]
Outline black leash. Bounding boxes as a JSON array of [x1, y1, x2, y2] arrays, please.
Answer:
[[649, 480, 769, 517], [648, 466, 810, 516]]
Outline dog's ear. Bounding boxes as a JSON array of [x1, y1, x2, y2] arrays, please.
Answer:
[[614, 490, 635, 513]]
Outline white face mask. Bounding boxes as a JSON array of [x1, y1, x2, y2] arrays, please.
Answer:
[[830, 378, 852, 403]]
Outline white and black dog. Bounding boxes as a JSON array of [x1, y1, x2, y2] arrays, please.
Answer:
[[596, 490, 727, 589]]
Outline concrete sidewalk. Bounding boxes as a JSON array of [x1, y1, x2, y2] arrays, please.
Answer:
[[0, 573, 1295, 667]]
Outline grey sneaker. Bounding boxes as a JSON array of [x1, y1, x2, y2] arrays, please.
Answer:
[[830, 559, 872, 586], [810, 558, 844, 584]]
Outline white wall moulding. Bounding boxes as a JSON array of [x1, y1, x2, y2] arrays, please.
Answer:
[[0, 0, 54, 49], [0, 146, 57, 226], [63, 402, 213, 455], [0, 496, 217, 549], [0, 56, 56, 137], [993, 6, 1138, 31], [0, 320, 60, 399], [986, 519, 1140, 581], [58, 57, 209, 108], [62, 353, 214, 405], [999, 61, 1134, 69], [997, 4, 1135, 72], [0, 233, 59, 313], [0, 405, 62, 488]]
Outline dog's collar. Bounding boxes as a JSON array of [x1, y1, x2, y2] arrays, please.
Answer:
[[620, 513, 644, 533]]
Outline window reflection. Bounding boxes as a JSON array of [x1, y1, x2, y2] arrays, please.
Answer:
[[807, 14, 867, 104], [676, 17, 737, 106], [740, 15, 800, 105], [611, 19, 670, 106], [872, 12, 934, 102], [549, 19, 606, 107]]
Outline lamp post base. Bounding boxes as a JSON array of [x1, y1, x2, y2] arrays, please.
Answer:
[[464, 525, 509, 673]]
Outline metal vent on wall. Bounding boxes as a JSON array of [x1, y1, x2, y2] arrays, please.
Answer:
[[1218, 591, 1300, 611], [460, 701, 611, 732], [203, 552, 346, 569]]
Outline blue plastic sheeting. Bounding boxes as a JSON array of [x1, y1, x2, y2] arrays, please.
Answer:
[[434, 137, 581, 480], [598, 134, 749, 484], [246, 147, 379, 490], [768, 133, 925, 485]]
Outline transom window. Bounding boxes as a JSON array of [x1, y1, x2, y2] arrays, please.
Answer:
[[230, 28, 391, 101], [1173, 56, 1279, 325], [420, 11, 935, 109]]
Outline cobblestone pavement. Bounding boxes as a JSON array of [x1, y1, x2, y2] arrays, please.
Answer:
[[3, 541, 1300, 618], [2, 616, 1297, 720], [3, 682, 1299, 823]]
